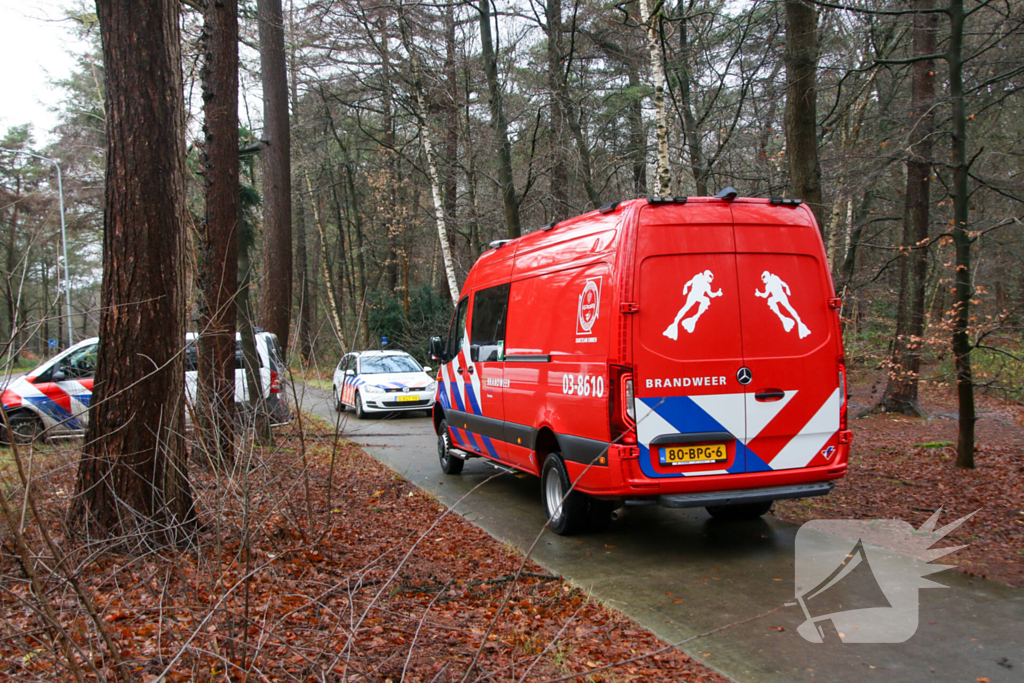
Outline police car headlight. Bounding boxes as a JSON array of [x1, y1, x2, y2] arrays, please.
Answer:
[[426, 381, 436, 393], [363, 384, 384, 395]]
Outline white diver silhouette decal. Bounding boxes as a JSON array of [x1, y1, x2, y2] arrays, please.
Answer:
[[663, 270, 722, 339], [756, 271, 811, 339]]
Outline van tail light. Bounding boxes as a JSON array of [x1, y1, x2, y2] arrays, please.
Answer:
[[270, 371, 281, 394], [838, 361, 848, 430], [609, 365, 636, 443]]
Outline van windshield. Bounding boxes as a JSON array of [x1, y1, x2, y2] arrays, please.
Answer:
[[360, 356, 421, 374]]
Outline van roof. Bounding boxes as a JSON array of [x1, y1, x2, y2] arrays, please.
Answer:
[[476, 195, 811, 265]]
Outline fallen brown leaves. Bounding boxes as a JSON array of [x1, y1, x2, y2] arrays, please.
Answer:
[[1, 421, 727, 683], [775, 372, 1024, 588]]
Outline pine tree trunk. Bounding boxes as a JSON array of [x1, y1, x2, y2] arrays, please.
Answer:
[[479, 0, 521, 238], [305, 169, 347, 352], [197, 0, 239, 465], [784, 0, 825, 232], [676, 6, 708, 196], [639, 0, 671, 196], [257, 0, 292, 355], [880, 0, 936, 416], [73, 0, 193, 543]]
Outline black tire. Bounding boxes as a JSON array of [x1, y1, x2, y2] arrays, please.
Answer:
[[705, 501, 773, 521], [354, 391, 368, 420], [1, 411, 43, 445], [437, 419, 464, 474], [541, 454, 588, 535], [587, 498, 616, 533]]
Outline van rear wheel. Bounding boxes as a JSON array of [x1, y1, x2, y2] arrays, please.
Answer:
[[541, 454, 588, 536], [705, 501, 773, 521]]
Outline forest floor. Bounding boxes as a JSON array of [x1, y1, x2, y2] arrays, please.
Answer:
[[0, 420, 728, 683], [774, 368, 1024, 589]]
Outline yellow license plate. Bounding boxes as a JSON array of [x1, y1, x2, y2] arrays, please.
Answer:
[[659, 443, 727, 465], [396, 395, 419, 402]]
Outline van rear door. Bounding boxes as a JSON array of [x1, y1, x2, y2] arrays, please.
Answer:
[[632, 201, 748, 478], [732, 202, 841, 472]]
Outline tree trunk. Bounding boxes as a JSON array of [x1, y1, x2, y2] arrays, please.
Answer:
[[397, 2, 461, 304], [479, 0, 521, 238], [197, 0, 239, 464], [442, 1, 460, 293], [639, 0, 671, 196], [948, 0, 975, 468], [676, 3, 708, 196], [257, 0, 292, 355], [73, 0, 193, 543], [546, 0, 569, 219], [304, 169, 347, 352], [288, 15, 312, 366], [784, 0, 825, 232], [238, 199, 272, 446], [880, 0, 936, 416]]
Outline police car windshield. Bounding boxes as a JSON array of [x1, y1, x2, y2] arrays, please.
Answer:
[[360, 355, 421, 374]]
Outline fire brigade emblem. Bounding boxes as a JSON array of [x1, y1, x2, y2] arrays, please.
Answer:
[[576, 277, 602, 335]]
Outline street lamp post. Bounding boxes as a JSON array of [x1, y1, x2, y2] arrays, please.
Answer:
[[0, 148, 74, 346]]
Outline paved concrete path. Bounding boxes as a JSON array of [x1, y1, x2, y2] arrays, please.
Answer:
[[295, 384, 1022, 683]]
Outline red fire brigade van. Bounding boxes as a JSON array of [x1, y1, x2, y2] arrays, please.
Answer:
[[428, 191, 851, 534]]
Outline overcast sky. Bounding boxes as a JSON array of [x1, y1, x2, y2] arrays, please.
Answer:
[[0, 1, 91, 144]]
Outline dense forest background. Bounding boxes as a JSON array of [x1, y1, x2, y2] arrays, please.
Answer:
[[2, 0, 1023, 398]]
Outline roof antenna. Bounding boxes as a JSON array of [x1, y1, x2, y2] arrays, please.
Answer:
[[715, 187, 738, 200]]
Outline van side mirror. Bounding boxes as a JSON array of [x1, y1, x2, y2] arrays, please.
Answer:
[[428, 336, 446, 363], [52, 367, 66, 383]]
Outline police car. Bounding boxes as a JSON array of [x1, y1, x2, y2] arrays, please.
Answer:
[[1, 333, 289, 443], [333, 350, 436, 418]]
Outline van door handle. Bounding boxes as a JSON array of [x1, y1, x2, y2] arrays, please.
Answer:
[[466, 366, 475, 374], [457, 367, 464, 374], [754, 390, 785, 402]]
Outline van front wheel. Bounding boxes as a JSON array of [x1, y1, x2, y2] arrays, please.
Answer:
[[437, 419, 464, 474], [705, 501, 773, 521], [541, 454, 588, 536]]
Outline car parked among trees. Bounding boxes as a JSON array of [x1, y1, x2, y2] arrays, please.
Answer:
[[333, 350, 436, 419]]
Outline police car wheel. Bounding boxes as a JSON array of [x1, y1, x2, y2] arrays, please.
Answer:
[[437, 419, 463, 474], [3, 411, 43, 445], [541, 454, 587, 536], [354, 391, 368, 420], [705, 501, 773, 521]]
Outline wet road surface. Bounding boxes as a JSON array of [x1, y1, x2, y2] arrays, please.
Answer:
[[295, 383, 1023, 683]]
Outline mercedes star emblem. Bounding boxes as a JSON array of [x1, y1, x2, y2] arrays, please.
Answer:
[[736, 367, 752, 385]]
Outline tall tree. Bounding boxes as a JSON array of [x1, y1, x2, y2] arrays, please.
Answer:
[[639, 0, 671, 196], [784, 0, 824, 230], [546, 0, 569, 219], [880, 0, 937, 416], [479, 0, 521, 238], [197, 0, 240, 463], [258, 0, 293, 354], [72, 0, 192, 542]]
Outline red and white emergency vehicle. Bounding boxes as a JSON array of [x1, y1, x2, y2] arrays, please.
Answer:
[[428, 191, 851, 534]]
